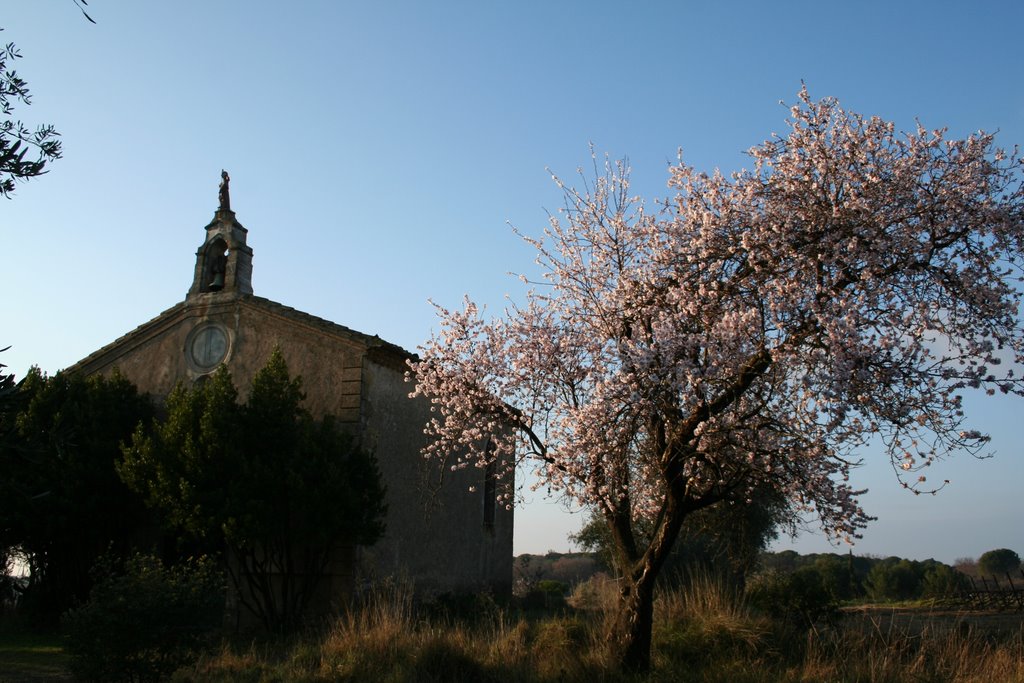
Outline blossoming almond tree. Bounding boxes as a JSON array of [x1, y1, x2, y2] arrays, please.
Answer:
[[409, 88, 1024, 671]]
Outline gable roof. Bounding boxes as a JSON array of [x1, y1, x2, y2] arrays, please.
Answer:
[[70, 293, 415, 376]]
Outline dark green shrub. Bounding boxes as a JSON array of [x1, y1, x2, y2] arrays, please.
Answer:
[[536, 579, 568, 596], [812, 554, 857, 601], [521, 579, 569, 610], [978, 548, 1021, 577], [746, 567, 839, 628], [864, 559, 920, 601], [921, 563, 969, 598], [62, 553, 224, 682], [422, 590, 503, 625]]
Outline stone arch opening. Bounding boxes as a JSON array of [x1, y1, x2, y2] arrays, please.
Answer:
[[202, 237, 229, 292]]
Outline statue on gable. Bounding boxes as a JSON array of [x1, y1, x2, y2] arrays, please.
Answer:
[[218, 170, 231, 211]]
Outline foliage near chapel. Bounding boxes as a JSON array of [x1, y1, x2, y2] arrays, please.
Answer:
[[120, 349, 387, 632], [0, 368, 152, 624]]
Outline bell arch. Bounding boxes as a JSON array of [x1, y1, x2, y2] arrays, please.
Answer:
[[202, 237, 229, 293]]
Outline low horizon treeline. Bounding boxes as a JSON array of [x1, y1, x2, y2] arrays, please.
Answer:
[[514, 548, 1023, 604]]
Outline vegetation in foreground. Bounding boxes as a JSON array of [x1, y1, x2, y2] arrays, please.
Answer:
[[2, 567, 1023, 682], [168, 575, 1023, 683], [0, 625, 70, 682]]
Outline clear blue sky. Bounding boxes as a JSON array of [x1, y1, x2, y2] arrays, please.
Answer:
[[2, 1, 1022, 564]]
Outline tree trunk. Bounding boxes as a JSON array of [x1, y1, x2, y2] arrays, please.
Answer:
[[603, 440, 698, 672], [609, 569, 657, 672]]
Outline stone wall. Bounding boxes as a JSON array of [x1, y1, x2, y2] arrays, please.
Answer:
[[358, 357, 514, 597]]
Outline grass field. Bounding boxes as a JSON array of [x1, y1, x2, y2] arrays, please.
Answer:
[[172, 579, 1024, 683], [2, 582, 1023, 682], [0, 628, 71, 683]]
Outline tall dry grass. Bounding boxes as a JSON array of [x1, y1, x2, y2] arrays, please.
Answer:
[[174, 575, 1024, 683], [795, 612, 1024, 683]]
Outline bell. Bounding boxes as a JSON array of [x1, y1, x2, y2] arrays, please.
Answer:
[[208, 272, 225, 291]]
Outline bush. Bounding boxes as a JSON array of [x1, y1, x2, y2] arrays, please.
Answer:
[[746, 567, 839, 629], [978, 548, 1021, 577], [921, 563, 968, 598], [864, 559, 920, 601], [422, 589, 503, 626], [520, 579, 569, 610], [62, 554, 224, 683], [811, 554, 857, 601]]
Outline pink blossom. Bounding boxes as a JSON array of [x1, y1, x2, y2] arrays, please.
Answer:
[[408, 86, 1024, 665]]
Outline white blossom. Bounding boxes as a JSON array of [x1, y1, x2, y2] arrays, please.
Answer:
[[407, 86, 1024, 660]]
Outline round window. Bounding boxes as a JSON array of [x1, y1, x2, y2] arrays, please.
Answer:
[[187, 324, 229, 370]]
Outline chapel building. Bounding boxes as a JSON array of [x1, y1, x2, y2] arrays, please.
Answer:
[[70, 174, 513, 607]]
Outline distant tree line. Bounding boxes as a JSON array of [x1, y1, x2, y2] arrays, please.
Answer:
[[513, 544, 1014, 613], [757, 551, 971, 603]]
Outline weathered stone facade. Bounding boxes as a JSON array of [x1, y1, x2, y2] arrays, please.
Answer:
[[71, 200, 513, 602]]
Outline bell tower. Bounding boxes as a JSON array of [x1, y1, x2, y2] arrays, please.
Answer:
[[188, 170, 253, 299]]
